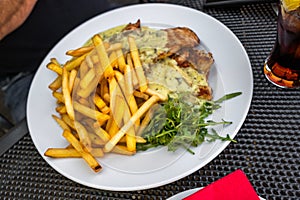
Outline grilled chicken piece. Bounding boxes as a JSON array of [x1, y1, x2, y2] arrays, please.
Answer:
[[156, 27, 201, 59], [172, 47, 214, 78], [164, 27, 200, 53], [122, 20, 213, 100], [162, 27, 213, 100]]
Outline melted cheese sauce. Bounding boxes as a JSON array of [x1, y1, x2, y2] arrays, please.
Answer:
[[143, 57, 207, 99], [103, 26, 168, 53]]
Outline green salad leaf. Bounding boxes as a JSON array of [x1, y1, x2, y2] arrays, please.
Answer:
[[136, 92, 241, 154]]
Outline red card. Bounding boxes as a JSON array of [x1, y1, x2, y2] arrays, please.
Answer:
[[183, 169, 260, 200]]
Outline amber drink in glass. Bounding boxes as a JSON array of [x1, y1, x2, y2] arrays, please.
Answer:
[[264, 0, 300, 88]]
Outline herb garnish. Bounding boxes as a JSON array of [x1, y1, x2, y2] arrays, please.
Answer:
[[136, 92, 241, 154]]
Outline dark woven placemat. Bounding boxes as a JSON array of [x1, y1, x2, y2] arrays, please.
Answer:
[[1, 1, 300, 200]]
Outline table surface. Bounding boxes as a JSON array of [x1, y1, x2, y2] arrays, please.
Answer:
[[1, 0, 300, 199]]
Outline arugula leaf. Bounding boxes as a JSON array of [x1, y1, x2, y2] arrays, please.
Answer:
[[214, 92, 242, 104], [136, 92, 242, 154]]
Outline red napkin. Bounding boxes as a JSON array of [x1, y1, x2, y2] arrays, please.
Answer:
[[183, 169, 260, 200]]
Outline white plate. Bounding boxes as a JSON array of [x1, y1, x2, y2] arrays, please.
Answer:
[[167, 188, 265, 200], [27, 3, 253, 191]]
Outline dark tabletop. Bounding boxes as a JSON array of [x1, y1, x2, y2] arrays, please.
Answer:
[[0, 0, 299, 199]]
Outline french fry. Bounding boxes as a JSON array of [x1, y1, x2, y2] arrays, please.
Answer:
[[135, 135, 146, 143], [61, 114, 75, 130], [56, 105, 67, 114], [78, 98, 90, 107], [119, 135, 146, 143], [74, 121, 92, 152], [79, 60, 89, 79], [108, 116, 122, 138], [91, 34, 102, 46], [49, 76, 62, 91], [62, 67, 75, 120], [126, 53, 139, 89], [108, 78, 125, 136], [79, 68, 96, 89], [44, 147, 104, 158], [45, 148, 82, 158], [124, 65, 134, 95], [50, 58, 61, 66], [109, 78, 127, 128], [145, 88, 168, 101], [124, 65, 139, 115], [103, 94, 110, 105], [137, 103, 159, 136], [72, 77, 81, 98], [94, 93, 110, 114], [104, 95, 161, 152], [92, 34, 114, 80], [114, 70, 127, 95], [108, 77, 119, 106], [62, 130, 102, 172], [93, 126, 110, 143], [121, 64, 140, 132], [47, 62, 63, 75], [52, 114, 71, 132], [69, 69, 77, 93], [106, 43, 122, 52], [115, 69, 139, 127], [133, 90, 149, 100], [123, 98, 136, 152], [116, 49, 126, 72], [66, 45, 94, 57], [91, 54, 100, 64], [77, 54, 104, 99], [88, 41, 117, 54], [105, 113, 113, 132], [100, 78, 110, 103], [85, 53, 95, 69], [89, 133, 106, 146], [111, 145, 135, 156], [82, 118, 97, 133], [128, 36, 148, 92], [90, 148, 104, 157], [52, 91, 64, 103], [109, 51, 118, 69], [77, 76, 100, 99], [64, 53, 87, 71], [73, 101, 110, 123]]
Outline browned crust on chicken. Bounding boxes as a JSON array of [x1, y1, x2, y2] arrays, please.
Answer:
[[123, 19, 141, 31], [156, 27, 201, 60], [164, 27, 200, 52], [172, 48, 214, 78]]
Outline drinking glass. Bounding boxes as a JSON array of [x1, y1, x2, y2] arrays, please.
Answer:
[[264, 0, 300, 88]]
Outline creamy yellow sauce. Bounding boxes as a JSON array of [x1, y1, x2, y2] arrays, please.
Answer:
[[103, 26, 168, 52], [144, 57, 207, 100]]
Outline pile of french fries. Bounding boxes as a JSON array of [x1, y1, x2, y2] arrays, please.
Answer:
[[44, 33, 167, 172]]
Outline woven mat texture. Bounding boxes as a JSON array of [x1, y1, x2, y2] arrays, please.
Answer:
[[1, 1, 300, 200]]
